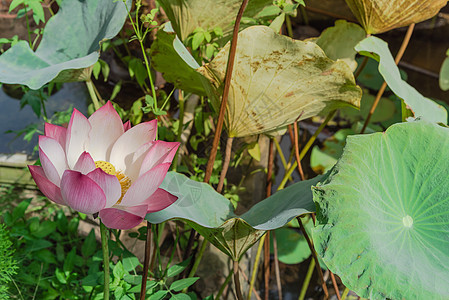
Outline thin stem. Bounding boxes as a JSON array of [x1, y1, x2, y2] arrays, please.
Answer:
[[32, 263, 43, 300], [24, 5, 32, 48], [217, 137, 234, 193], [341, 287, 350, 300], [285, 15, 294, 37], [296, 216, 328, 299], [272, 231, 283, 300], [100, 221, 110, 300], [91, 80, 105, 106], [233, 260, 244, 300], [354, 56, 369, 79], [263, 232, 270, 300], [278, 110, 336, 191], [293, 122, 305, 181], [216, 270, 234, 300], [298, 259, 315, 300], [187, 239, 208, 278], [273, 137, 294, 182], [360, 23, 415, 134], [140, 222, 152, 300], [173, 91, 185, 168], [247, 234, 266, 300], [86, 80, 101, 111], [330, 271, 341, 300], [204, 0, 249, 183]]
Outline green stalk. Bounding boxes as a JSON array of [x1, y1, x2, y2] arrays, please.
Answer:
[[247, 234, 266, 300], [298, 259, 315, 300], [216, 270, 233, 300], [277, 110, 336, 191], [341, 287, 350, 300], [100, 221, 110, 300], [187, 239, 208, 278], [86, 80, 101, 111]]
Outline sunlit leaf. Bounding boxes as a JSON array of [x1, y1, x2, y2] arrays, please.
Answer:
[[345, 0, 447, 34], [0, 0, 130, 89], [146, 172, 322, 261], [356, 36, 447, 124], [198, 26, 362, 137], [312, 20, 366, 72], [312, 121, 449, 299], [158, 0, 274, 41], [439, 50, 449, 91]]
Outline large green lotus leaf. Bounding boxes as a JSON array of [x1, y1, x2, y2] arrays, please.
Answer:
[[146, 172, 322, 260], [312, 121, 449, 300], [0, 0, 130, 90], [439, 49, 449, 91], [158, 0, 274, 41], [313, 20, 366, 72], [150, 22, 206, 95], [197, 26, 362, 137], [356, 36, 448, 124], [271, 227, 311, 265], [345, 0, 447, 34]]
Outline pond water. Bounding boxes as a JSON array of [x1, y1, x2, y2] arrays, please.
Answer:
[[0, 83, 89, 157]]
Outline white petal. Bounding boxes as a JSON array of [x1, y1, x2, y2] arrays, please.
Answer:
[[39, 136, 68, 186], [120, 162, 170, 207], [65, 109, 91, 168], [109, 120, 157, 172], [139, 141, 179, 176], [87, 101, 124, 161]]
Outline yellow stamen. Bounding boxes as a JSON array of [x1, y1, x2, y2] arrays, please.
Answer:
[[94, 160, 131, 204]]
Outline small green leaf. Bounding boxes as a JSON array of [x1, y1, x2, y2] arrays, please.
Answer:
[[63, 248, 76, 273], [12, 198, 31, 222], [149, 290, 169, 300], [169, 277, 199, 292], [192, 31, 204, 50], [439, 54, 449, 91], [9, 0, 23, 12], [247, 142, 261, 162], [110, 81, 122, 101], [123, 274, 142, 285], [82, 229, 97, 258], [32, 220, 57, 238], [170, 294, 192, 300], [166, 257, 192, 278], [93, 61, 102, 80], [122, 250, 140, 272], [55, 268, 67, 284], [36, 249, 57, 264], [113, 261, 125, 280]]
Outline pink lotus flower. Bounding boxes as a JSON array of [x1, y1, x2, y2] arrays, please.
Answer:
[[28, 101, 179, 230]]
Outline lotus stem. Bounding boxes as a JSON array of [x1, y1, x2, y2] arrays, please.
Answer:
[[187, 238, 208, 279], [296, 216, 329, 299], [272, 231, 283, 300], [293, 122, 306, 181], [354, 56, 369, 79], [204, 0, 249, 183], [86, 80, 101, 111], [140, 222, 152, 300], [360, 23, 415, 134], [100, 221, 110, 300], [247, 234, 266, 300], [278, 110, 336, 191], [330, 271, 342, 300], [216, 269, 234, 300], [273, 137, 293, 181], [298, 258, 315, 300], [263, 232, 270, 300], [217, 137, 234, 193], [233, 260, 244, 300], [172, 91, 185, 168], [341, 287, 350, 300]]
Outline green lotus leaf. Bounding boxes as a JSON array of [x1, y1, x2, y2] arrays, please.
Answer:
[[158, 0, 274, 42], [150, 22, 206, 95], [439, 50, 449, 91], [271, 227, 311, 265], [146, 172, 323, 261], [345, 0, 447, 34], [198, 26, 362, 137], [0, 0, 131, 90], [355, 36, 448, 124], [313, 20, 366, 72], [312, 121, 449, 299]]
